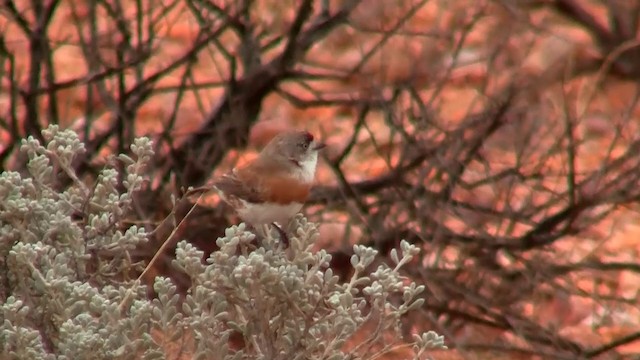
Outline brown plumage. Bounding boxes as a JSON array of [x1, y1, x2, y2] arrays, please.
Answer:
[[213, 131, 325, 245]]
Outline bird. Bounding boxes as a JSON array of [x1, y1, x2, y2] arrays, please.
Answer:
[[213, 130, 326, 245]]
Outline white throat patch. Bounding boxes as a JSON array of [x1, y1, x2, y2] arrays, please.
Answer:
[[294, 151, 318, 183]]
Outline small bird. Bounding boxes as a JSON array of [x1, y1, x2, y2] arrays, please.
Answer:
[[213, 130, 325, 245]]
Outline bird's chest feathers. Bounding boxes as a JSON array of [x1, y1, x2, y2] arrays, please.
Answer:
[[260, 173, 312, 204], [292, 153, 318, 183], [264, 154, 317, 203]]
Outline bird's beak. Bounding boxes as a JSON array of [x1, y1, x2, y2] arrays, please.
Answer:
[[312, 141, 326, 151]]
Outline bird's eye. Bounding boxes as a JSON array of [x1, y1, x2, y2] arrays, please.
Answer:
[[299, 142, 309, 149]]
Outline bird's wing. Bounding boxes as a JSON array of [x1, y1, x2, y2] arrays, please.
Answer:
[[213, 168, 264, 204]]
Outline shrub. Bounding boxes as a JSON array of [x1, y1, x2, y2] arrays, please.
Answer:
[[0, 126, 445, 359]]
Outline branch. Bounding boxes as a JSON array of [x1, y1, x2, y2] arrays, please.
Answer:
[[166, 0, 366, 187]]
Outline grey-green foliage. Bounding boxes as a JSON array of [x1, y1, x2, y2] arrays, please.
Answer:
[[0, 126, 446, 360]]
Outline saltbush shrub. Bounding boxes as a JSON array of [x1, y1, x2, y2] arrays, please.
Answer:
[[0, 126, 445, 359]]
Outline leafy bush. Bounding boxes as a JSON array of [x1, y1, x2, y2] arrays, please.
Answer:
[[0, 126, 445, 359]]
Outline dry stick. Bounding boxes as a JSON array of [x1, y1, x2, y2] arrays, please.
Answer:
[[118, 187, 212, 312], [577, 38, 640, 118]]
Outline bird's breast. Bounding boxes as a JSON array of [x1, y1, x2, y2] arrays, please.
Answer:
[[260, 176, 312, 204], [296, 154, 318, 183]]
